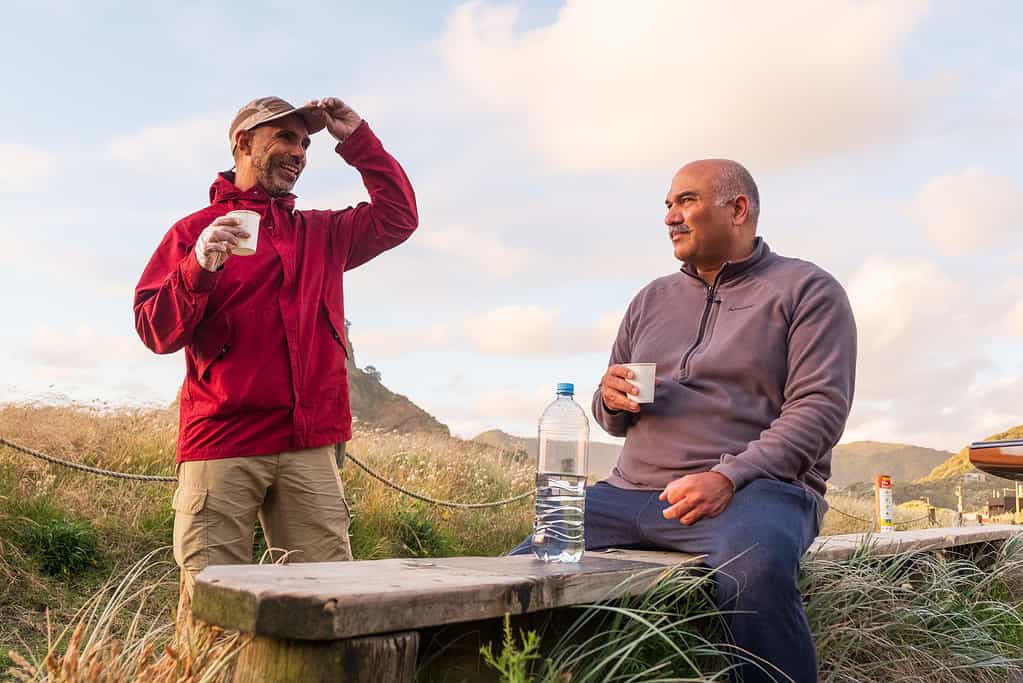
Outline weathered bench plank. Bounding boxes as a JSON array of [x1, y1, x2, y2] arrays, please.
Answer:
[[193, 525, 1021, 642], [804, 524, 1019, 562], [193, 525, 1021, 681], [193, 554, 699, 640]]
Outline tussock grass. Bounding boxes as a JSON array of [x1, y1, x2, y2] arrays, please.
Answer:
[[538, 565, 743, 682], [478, 543, 1023, 682], [804, 536, 1023, 682], [5, 548, 247, 682]]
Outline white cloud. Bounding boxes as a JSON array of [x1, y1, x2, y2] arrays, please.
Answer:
[[418, 226, 533, 277], [465, 305, 559, 354], [351, 324, 450, 359], [29, 324, 152, 369], [429, 380, 615, 442], [462, 306, 623, 355], [1004, 300, 1023, 337], [440, 0, 934, 171], [843, 255, 1023, 449], [0, 143, 54, 191], [1, 323, 184, 407], [910, 167, 1023, 255], [108, 111, 231, 175], [846, 257, 959, 352]]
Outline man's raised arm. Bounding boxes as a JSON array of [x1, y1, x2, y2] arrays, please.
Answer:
[[313, 98, 418, 271]]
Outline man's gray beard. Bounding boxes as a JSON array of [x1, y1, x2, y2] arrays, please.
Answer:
[[255, 158, 295, 197]]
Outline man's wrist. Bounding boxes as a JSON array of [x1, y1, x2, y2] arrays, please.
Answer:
[[709, 466, 738, 494], [710, 470, 736, 493], [183, 250, 222, 292], [335, 119, 365, 146]]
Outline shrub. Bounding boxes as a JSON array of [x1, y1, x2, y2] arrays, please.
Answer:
[[25, 516, 99, 577], [4, 497, 100, 577], [395, 506, 460, 558]]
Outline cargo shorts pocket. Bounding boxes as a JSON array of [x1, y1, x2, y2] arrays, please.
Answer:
[[172, 487, 208, 573], [172, 487, 208, 514]]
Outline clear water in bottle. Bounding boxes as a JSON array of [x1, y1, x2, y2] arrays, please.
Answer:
[[532, 382, 589, 563]]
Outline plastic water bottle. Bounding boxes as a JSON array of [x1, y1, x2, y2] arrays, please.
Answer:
[[532, 382, 589, 563]]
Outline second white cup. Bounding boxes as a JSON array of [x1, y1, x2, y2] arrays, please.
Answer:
[[623, 362, 656, 403], [226, 210, 260, 256]]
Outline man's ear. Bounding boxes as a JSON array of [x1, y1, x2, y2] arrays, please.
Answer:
[[732, 195, 751, 226], [235, 129, 253, 156]]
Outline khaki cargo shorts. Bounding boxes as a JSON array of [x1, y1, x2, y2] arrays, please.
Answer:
[[172, 444, 352, 611]]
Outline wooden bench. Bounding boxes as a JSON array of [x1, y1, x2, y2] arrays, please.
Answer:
[[193, 525, 1021, 682]]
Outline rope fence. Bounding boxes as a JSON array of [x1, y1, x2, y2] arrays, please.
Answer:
[[0, 436, 532, 509], [0, 435, 943, 521], [343, 453, 534, 509], [0, 437, 177, 483]]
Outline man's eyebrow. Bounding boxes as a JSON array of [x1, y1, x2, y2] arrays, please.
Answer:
[[666, 191, 697, 206], [275, 129, 311, 148]]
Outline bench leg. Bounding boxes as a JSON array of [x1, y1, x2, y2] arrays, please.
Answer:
[[232, 631, 419, 683]]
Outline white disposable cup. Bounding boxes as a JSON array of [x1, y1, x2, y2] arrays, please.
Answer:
[[226, 210, 260, 256], [623, 363, 656, 403]]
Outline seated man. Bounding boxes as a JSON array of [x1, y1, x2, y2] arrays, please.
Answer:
[[514, 159, 856, 683]]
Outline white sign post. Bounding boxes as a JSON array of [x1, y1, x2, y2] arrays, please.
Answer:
[[876, 474, 894, 533]]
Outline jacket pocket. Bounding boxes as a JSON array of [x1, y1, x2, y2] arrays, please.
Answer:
[[172, 486, 208, 515], [191, 317, 233, 382], [322, 301, 349, 360]]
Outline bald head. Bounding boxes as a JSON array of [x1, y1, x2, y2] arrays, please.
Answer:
[[674, 159, 760, 227]]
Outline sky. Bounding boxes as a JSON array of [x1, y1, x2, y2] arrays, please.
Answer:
[[1, 0, 1021, 453]]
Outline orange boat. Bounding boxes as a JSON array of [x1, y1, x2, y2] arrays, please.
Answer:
[[969, 439, 1023, 480]]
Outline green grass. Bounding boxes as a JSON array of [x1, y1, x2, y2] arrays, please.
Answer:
[[4, 403, 1023, 681], [804, 538, 1023, 682], [0, 403, 533, 666], [476, 542, 1023, 683]]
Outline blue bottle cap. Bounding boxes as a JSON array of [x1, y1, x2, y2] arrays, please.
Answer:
[[556, 382, 574, 395]]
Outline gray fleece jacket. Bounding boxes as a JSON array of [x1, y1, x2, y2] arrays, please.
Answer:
[[593, 238, 856, 512]]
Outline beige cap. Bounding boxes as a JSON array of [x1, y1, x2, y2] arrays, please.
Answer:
[[228, 96, 326, 152]]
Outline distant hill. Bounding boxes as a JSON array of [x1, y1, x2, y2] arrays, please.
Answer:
[[347, 366, 449, 436], [343, 326, 449, 436], [829, 441, 953, 487], [472, 429, 622, 480], [169, 362, 449, 436], [473, 429, 531, 455], [918, 424, 1023, 483]]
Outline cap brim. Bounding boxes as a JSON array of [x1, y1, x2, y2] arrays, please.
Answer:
[[292, 104, 327, 136], [254, 105, 327, 137]]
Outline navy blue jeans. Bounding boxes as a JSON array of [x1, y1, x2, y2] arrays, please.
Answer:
[[510, 478, 820, 683]]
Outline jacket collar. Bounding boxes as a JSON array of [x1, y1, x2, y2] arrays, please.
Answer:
[[209, 171, 297, 211], [680, 237, 770, 284]]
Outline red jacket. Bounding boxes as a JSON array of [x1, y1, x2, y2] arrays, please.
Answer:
[[134, 123, 417, 462]]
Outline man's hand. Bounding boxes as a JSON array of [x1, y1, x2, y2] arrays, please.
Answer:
[[307, 97, 363, 142], [599, 364, 646, 413], [194, 217, 249, 272], [659, 472, 735, 525]]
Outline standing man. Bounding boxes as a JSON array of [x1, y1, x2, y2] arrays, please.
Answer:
[[515, 160, 855, 682], [134, 96, 417, 625]]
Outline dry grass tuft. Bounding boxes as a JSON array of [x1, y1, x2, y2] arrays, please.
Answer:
[[4, 549, 248, 683]]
